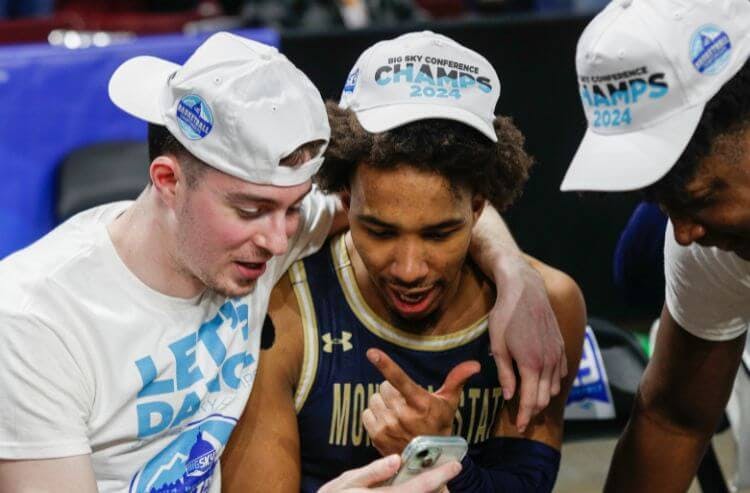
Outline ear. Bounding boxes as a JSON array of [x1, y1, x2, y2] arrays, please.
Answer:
[[340, 189, 351, 213], [471, 196, 486, 223], [149, 155, 181, 208]]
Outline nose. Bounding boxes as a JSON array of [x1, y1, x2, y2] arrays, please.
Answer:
[[671, 215, 706, 247], [389, 239, 428, 285], [253, 212, 290, 256]]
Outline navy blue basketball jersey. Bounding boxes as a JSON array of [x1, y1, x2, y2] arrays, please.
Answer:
[[289, 234, 503, 492]]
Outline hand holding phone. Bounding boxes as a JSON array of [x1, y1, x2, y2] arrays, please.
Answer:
[[387, 435, 468, 486], [318, 451, 462, 492]]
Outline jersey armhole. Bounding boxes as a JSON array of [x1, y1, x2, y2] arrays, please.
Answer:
[[290, 260, 321, 412]]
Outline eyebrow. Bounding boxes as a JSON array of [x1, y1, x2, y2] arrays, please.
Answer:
[[357, 214, 466, 230], [225, 187, 311, 208]]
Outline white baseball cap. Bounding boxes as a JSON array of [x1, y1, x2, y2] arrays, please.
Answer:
[[560, 0, 750, 192], [109, 32, 330, 187], [339, 31, 501, 142]]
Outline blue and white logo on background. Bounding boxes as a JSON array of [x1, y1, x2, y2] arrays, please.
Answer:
[[129, 414, 236, 493], [564, 326, 615, 420], [176, 95, 214, 140], [690, 25, 732, 75]]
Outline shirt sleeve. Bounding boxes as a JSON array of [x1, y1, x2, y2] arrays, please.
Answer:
[[0, 311, 92, 459], [664, 221, 750, 341], [267, 186, 338, 285]]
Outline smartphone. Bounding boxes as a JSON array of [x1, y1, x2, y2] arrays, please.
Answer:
[[387, 435, 468, 486]]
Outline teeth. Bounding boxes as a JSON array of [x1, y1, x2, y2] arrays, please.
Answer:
[[397, 292, 426, 303]]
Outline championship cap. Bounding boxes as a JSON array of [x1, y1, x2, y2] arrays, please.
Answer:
[[561, 0, 750, 191], [339, 31, 501, 142], [109, 32, 329, 187]]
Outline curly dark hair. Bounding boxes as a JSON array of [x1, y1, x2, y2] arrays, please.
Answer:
[[318, 101, 534, 212], [644, 58, 750, 210]]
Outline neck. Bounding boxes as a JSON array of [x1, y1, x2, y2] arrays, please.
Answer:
[[345, 232, 494, 336], [107, 188, 206, 299]]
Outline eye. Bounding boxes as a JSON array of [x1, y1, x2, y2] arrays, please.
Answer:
[[423, 230, 452, 241], [236, 207, 262, 219], [366, 228, 395, 239], [286, 205, 302, 217]]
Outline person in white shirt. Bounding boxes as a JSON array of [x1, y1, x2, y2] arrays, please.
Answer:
[[560, 0, 750, 490], [0, 32, 565, 492]]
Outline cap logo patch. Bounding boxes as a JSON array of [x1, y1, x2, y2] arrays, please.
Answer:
[[373, 55, 492, 100], [690, 25, 732, 75], [343, 68, 359, 94], [176, 94, 214, 140], [578, 66, 668, 129]]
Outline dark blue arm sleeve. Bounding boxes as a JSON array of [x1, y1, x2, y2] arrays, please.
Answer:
[[446, 437, 561, 492]]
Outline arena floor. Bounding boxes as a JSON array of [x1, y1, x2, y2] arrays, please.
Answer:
[[555, 430, 744, 492]]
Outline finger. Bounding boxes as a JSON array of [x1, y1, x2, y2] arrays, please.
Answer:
[[368, 393, 401, 432], [560, 342, 569, 379], [535, 358, 553, 412], [390, 460, 462, 492], [549, 356, 561, 397], [491, 338, 516, 401], [362, 408, 379, 436], [320, 454, 401, 491], [380, 381, 407, 411], [516, 367, 540, 433], [368, 348, 425, 407], [435, 361, 481, 403]]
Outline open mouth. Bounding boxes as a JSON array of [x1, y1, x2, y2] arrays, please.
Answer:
[[234, 261, 266, 280], [386, 285, 439, 316]]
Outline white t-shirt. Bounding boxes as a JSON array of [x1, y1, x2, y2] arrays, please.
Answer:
[[664, 220, 750, 342], [0, 192, 335, 492]]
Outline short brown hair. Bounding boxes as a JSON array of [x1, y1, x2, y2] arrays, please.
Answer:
[[148, 123, 325, 187], [317, 101, 534, 212]]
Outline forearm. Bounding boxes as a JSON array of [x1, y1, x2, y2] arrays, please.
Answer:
[[469, 205, 522, 283], [605, 307, 745, 492], [447, 437, 560, 493], [604, 390, 713, 493]]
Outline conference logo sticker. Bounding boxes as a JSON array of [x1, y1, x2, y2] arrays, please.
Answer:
[[176, 94, 214, 140], [690, 25, 732, 75]]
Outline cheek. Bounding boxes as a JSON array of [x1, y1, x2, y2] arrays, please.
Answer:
[[435, 238, 471, 275], [351, 230, 391, 273], [285, 214, 301, 238], [189, 206, 251, 252]]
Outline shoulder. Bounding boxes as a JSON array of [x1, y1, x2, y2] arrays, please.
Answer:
[[265, 267, 306, 388], [664, 223, 750, 340], [526, 256, 587, 346]]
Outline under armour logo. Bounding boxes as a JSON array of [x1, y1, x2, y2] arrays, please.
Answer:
[[322, 332, 353, 353]]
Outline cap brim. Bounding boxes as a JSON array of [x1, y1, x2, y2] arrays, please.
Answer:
[[108, 56, 180, 125], [560, 104, 704, 192], [355, 103, 497, 142]]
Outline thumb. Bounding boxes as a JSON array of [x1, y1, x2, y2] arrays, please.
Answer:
[[435, 361, 481, 402], [319, 455, 400, 492]]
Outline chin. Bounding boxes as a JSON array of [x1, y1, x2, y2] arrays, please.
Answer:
[[208, 277, 256, 298], [388, 307, 441, 333]]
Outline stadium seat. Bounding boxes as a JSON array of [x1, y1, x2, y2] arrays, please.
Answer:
[[56, 140, 148, 221]]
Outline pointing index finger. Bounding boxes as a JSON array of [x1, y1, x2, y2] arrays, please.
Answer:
[[367, 348, 426, 408]]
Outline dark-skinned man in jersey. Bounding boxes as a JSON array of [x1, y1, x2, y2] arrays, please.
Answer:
[[221, 31, 586, 492]]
